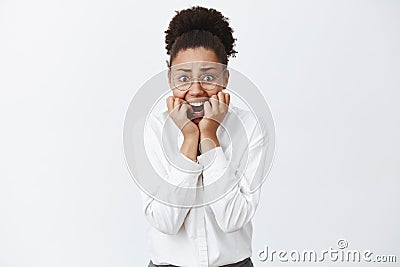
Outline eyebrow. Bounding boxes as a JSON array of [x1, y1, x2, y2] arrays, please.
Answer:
[[200, 67, 217, 72], [175, 68, 192, 72]]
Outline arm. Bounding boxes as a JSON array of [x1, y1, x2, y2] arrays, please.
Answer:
[[141, 112, 202, 235], [198, 118, 268, 233]]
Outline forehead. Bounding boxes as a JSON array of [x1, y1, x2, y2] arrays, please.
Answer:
[[171, 47, 220, 65], [169, 61, 226, 73]]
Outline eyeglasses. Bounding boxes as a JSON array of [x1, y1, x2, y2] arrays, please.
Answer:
[[171, 70, 226, 91]]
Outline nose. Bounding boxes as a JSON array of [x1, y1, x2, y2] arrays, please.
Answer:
[[188, 79, 206, 96]]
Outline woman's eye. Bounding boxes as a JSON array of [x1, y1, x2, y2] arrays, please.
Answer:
[[201, 75, 216, 82], [178, 76, 189, 82]]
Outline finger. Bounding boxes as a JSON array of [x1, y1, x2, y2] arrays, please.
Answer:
[[203, 100, 212, 116], [225, 93, 230, 107], [166, 96, 174, 113], [187, 103, 194, 113], [210, 95, 219, 112], [217, 91, 226, 111], [174, 98, 181, 111], [177, 98, 186, 111], [210, 95, 219, 106], [180, 103, 193, 113], [217, 91, 226, 104]]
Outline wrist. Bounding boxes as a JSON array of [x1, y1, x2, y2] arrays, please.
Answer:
[[183, 132, 199, 142], [199, 133, 220, 154], [181, 134, 199, 162], [200, 131, 217, 140]]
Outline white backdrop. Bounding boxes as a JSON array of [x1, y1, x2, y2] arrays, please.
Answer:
[[0, 0, 399, 266]]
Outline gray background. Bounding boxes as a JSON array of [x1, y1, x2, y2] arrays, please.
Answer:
[[0, 0, 399, 266]]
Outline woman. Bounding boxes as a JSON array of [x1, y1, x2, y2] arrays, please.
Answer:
[[142, 6, 265, 267]]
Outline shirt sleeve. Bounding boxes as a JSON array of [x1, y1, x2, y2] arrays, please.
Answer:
[[197, 120, 268, 233], [141, 113, 203, 235]]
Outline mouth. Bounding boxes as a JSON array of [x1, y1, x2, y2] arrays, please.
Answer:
[[186, 98, 208, 120]]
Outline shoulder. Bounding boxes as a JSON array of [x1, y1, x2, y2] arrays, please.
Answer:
[[229, 105, 252, 119], [225, 105, 268, 144], [226, 105, 258, 129], [145, 110, 169, 133]]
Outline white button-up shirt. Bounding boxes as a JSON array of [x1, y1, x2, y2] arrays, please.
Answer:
[[141, 105, 268, 267]]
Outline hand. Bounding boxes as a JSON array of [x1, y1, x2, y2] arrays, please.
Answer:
[[166, 96, 199, 139], [198, 91, 230, 138]]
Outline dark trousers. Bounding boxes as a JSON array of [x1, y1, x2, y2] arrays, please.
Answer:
[[148, 257, 254, 267]]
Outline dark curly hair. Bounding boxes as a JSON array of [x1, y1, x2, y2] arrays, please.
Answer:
[[165, 6, 237, 66]]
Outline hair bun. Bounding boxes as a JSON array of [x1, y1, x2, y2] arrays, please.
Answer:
[[165, 6, 237, 58]]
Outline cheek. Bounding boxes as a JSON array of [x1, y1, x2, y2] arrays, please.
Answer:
[[172, 91, 185, 99], [208, 88, 223, 97]]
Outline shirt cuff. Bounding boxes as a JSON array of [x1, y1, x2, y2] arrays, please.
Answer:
[[197, 146, 229, 186]]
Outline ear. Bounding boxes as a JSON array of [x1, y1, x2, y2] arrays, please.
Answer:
[[166, 60, 173, 88], [223, 69, 230, 89]]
